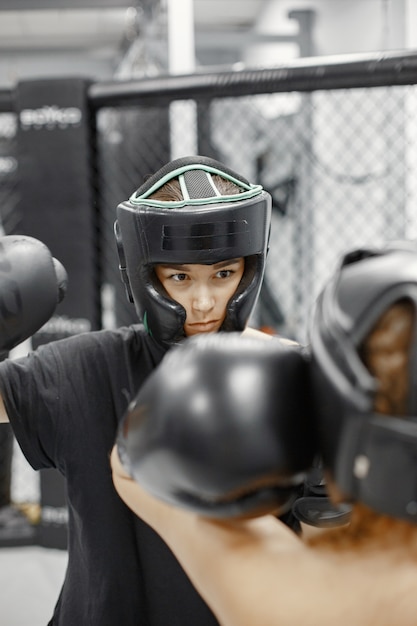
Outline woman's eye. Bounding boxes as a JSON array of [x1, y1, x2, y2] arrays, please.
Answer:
[[217, 269, 232, 279], [172, 273, 187, 282]]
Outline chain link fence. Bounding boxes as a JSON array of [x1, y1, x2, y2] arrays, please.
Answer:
[[94, 54, 417, 344]]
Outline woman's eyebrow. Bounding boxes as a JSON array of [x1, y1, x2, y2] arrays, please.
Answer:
[[158, 264, 190, 271], [158, 259, 241, 273]]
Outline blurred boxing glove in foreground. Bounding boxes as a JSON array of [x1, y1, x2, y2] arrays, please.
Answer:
[[0, 235, 67, 352], [117, 333, 316, 519]]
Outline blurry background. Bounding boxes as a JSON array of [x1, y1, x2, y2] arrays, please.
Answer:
[[0, 1, 417, 624], [0, 0, 413, 82]]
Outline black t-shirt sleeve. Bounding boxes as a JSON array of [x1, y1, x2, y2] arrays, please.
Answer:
[[0, 329, 140, 472], [0, 341, 65, 470]]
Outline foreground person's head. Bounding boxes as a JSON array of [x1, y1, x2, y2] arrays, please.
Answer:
[[310, 242, 417, 525]]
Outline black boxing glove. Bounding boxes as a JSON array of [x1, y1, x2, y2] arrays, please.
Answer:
[[0, 235, 67, 351], [117, 333, 317, 519]]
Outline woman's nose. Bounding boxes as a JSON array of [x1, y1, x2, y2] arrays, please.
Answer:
[[192, 287, 215, 312]]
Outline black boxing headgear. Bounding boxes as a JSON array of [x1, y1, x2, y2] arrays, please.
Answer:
[[115, 156, 271, 347], [309, 242, 417, 523]]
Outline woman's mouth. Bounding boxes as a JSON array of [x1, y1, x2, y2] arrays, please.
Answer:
[[186, 320, 220, 333]]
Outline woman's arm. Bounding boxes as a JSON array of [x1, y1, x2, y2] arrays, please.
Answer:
[[0, 393, 9, 423], [110, 445, 308, 626]]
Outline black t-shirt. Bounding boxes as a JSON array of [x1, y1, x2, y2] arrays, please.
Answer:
[[0, 326, 219, 626]]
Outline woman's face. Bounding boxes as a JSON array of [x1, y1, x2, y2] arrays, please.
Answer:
[[154, 258, 245, 337]]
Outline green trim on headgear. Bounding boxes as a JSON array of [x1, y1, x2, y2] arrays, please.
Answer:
[[143, 311, 153, 337], [129, 163, 263, 208]]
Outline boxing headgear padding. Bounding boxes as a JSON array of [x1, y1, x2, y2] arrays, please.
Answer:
[[0, 235, 67, 351], [117, 333, 317, 519]]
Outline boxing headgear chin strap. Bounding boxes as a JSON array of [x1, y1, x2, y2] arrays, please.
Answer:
[[310, 243, 417, 524], [115, 155, 272, 348]]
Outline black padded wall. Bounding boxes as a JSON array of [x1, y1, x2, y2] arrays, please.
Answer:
[[15, 77, 100, 549]]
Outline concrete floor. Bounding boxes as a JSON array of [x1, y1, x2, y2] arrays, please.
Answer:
[[0, 438, 67, 625], [0, 545, 68, 626]]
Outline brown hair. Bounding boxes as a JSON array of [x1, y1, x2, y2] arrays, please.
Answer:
[[148, 174, 244, 202]]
